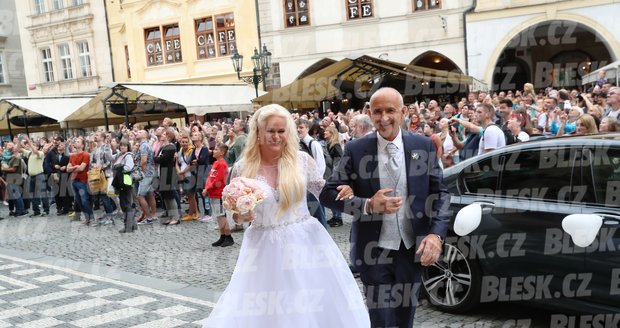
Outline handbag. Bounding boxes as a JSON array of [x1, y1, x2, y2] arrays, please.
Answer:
[[130, 165, 144, 182], [87, 167, 107, 194], [51, 173, 60, 183], [112, 163, 133, 192], [107, 176, 117, 196]]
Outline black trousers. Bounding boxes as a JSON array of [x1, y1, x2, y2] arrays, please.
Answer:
[[119, 188, 134, 213]]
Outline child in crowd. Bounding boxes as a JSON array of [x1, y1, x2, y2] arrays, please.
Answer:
[[202, 143, 232, 247]]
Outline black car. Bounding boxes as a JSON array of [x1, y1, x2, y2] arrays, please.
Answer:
[[422, 134, 620, 314]]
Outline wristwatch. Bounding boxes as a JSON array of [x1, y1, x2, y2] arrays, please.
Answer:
[[432, 234, 444, 244]]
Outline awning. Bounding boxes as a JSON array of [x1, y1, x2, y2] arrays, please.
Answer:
[[131, 83, 264, 115], [582, 60, 620, 85], [0, 96, 94, 121], [0, 96, 95, 135], [65, 82, 266, 124], [470, 77, 489, 92], [254, 55, 474, 109], [254, 59, 354, 109]]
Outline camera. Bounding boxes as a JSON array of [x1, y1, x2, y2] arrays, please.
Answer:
[[450, 122, 460, 132]]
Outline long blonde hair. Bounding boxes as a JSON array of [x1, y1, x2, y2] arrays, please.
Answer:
[[325, 126, 340, 149], [240, 104, 304, 217], [577, 114, 599, 134]]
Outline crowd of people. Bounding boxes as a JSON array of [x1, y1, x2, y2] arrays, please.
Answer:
[[0, 79, 617, 239], [0, 117, 249, 246], [1, 81, 616, 327], [303, 80, 620, 170]]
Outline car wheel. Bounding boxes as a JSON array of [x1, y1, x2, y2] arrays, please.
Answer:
[[421, 242, 482, 313]]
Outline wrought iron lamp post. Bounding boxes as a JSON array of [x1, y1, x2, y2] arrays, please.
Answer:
[[231, 45, 272, 98]]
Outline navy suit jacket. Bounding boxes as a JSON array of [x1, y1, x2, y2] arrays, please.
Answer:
[[320, 130, 450, 271]]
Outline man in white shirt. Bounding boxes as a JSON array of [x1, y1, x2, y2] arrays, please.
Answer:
[[296, 119, 325, 175], [538, 97, 558, 135], [296, 119, 327, 227], [476, 103, 506, 154], [320, 87, 449, 327]]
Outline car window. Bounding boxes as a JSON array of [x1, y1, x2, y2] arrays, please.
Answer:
[[582, 146, 620, 207], [461, 157, 499, 195], [498, 147, 576, 202]]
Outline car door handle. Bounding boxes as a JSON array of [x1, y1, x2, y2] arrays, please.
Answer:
[[593, 213, 620, 225], [474, 201, 495, 215]]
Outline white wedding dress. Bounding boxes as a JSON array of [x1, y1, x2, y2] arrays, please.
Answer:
[[203, 152, 370, 328]]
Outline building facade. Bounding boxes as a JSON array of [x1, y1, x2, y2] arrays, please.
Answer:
[[0, 0, 27, 96], [258, 0, 474, 87], [258, 0, 619, 97], [466, 0, 620, 91], [106, 0, 261, 84], [14, 0, 114, 96]]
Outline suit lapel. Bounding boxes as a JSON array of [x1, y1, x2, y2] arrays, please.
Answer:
[[402, 130, 421, 200], [362, 134, 381, 194]]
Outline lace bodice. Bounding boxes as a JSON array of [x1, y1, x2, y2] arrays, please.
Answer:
[[229, 151, 325, 228]]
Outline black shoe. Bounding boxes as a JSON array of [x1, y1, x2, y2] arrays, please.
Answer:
[[9, 211, 15, 217], [326, 218, 336, 225], [329, 220, 343, 227], [220, 236, 234, 247], [14, 212, 28, 217], [212, 235, 225, 247]]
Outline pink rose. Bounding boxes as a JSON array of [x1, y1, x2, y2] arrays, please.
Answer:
[[222, 199, 232, 211], [254, 189, 267, 202], [236, 194, 257, 214], [222, 177, 267, 213]]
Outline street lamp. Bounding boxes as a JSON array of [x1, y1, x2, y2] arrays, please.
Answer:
[[231, 44, 272, 97]]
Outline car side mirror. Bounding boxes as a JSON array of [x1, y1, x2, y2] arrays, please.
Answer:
[[561, 214, 603, 248], [454, 203, 482, 236]]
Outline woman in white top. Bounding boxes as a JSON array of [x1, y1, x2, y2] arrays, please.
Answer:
[[437, 118, 458, 168]]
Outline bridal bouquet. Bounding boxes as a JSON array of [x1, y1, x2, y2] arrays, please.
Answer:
[[222, 177, 267, 214]]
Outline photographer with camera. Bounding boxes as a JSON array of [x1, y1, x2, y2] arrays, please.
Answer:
[[555, 106, 583, 136], [449, 111, 483, 161], [435, 118, 459, 168], [23, 135, 50, 217]]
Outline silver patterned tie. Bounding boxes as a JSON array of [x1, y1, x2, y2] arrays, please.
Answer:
[[387, 141, 414, 249], [386, 142, 400, 184]]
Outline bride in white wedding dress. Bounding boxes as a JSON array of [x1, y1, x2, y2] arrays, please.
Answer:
[[203, 104, 369, 328]]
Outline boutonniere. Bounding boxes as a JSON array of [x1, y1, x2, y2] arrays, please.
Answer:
[[410, 152, 420, 160]]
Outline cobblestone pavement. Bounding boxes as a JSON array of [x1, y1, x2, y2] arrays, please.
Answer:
[[0, 206, 553, 326], [0, 253, 212, 327]]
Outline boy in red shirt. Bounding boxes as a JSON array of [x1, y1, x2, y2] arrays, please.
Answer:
[[202, 144, 232, 247]]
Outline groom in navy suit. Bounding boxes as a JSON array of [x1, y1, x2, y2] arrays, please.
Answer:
[[320, 87, 450, 328]]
